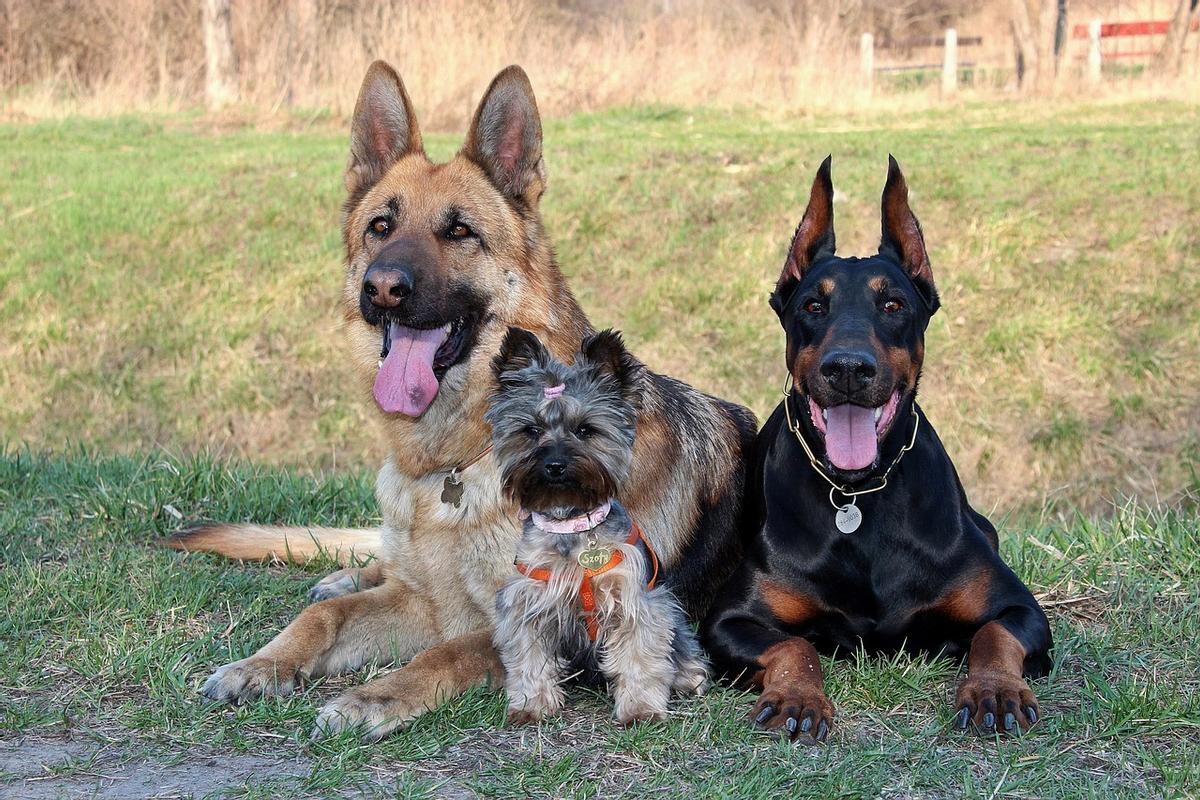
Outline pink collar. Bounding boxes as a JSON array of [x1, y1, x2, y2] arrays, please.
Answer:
[[524, 500, 612, 534]]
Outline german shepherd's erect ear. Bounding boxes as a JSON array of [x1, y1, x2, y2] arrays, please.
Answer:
[[346, 61, 423, 207], [580, 329, 645, 409], [492, 326, 553, 383], [462, 66, 546, 205]]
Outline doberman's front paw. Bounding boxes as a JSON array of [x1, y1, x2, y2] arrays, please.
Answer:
[[954, 671, 1040, 736], [752, 685, 835, 745]]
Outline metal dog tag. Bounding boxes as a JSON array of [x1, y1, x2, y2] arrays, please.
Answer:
[[578, 544, 613, 571], [835, 503, 862, 534], [441, 473, 464, 508]]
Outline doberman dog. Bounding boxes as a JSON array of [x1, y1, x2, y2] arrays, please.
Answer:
[[701, 156, 1052, 743]]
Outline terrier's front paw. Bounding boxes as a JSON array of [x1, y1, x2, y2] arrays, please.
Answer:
[[506, 708, 549, 726], [672, 665, 709, 697], [614, 684, 670, 726], [615, 706, 667, 726], [504, 683, 564, 726], [200, 657, 298, 705]]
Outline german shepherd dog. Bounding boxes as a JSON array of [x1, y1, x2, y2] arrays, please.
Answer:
[[169, 62, 755, 741], [701, 158, 1052, 743]]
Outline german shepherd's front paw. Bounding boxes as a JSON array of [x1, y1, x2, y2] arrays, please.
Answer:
[[752, 685, 835, 745], [313, 688, 423, 742], [200, 657, 297, 705], [954, 671, 1040, 736]]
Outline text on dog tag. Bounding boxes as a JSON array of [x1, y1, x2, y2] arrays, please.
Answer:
[[578, 545, 613, 570], [835, 504, 862, 534]]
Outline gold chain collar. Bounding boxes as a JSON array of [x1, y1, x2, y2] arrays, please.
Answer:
[[781, 374, 920, 507]]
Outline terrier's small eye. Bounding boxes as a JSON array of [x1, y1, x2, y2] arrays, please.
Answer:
[[883, 299, 904, 314], [524, 425, 543, 438], [804, 299, 825, 314], [576, 424, 594, 439], [369, 217, 391, 238]]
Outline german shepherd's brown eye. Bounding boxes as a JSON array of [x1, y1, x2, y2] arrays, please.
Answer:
[[883, 299, 904, 313], [369, 217, 391, 238], [804, 299, 825, 315], [446, 222, 473, 240]]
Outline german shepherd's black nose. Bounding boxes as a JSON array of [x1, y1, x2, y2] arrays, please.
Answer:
[[820, 351, 877, 395], [362, 265, 413, 309]]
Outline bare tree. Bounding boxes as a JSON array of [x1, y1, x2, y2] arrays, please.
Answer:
[[1157, 0, 1198, 77], [203, 0, 238, 108], [1010, 0, 1067, 93]]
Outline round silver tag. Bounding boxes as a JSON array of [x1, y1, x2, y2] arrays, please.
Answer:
[[835, 504, 862, 534]]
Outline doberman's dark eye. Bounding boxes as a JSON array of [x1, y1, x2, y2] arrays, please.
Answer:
[[804, 299, 825, 315], [446, 222, 473, 240], [369, 217, 391, 238], [576, 424, 594, 439], [524, 425, 543, 438], [883, 299, 905, 314]]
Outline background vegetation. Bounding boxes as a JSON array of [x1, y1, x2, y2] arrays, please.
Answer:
[[3, 100, 1198, 510]]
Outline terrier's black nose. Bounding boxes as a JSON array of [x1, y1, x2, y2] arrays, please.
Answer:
[[543, 459, 567, 479], [820, 350, 878, 395], [362, 265, 413, 309]]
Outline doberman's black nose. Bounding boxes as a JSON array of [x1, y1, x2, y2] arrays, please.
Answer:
[[362, 265, 413, 309], [820, 350, 878, 395], [542, 458, 567, 480]]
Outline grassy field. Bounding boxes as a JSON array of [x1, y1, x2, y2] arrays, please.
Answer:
[[2, 100, 1199, 510], [2, 450, 1198, 798], [2, 99, 1200, 798]]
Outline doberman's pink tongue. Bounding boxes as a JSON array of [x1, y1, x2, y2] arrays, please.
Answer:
[[824, 404, 878, 471], [373, 323, 450, 417]]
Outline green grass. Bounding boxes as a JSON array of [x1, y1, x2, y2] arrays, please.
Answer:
[[2, 101, 1199, 510], [2, 449, 1199, 798]]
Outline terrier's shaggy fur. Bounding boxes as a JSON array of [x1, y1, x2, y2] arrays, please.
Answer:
[[488, 327, 709, 725]]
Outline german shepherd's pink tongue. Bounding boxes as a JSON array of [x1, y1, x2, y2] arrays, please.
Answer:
[[373, 323, 450, 417], [824, 404, 877, 471]]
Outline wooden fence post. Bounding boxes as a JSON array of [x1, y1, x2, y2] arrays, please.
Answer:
[[203, 0, 238, 108], [942, 28, 958, 97], [1087, 19, 1102, 83], [860, 33, 875, 97]]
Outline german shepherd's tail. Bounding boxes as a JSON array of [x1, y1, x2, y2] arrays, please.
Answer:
[[164, 524, 380, 565]]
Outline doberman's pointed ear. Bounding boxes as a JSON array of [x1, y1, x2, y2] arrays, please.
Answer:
[[492, 327, 552, 383], [778, 156, 836, 294], [880, 156, 938, 311], [346, 61, 423, 205], [580, 329, 645, 408], [462, 65, 546, 205]]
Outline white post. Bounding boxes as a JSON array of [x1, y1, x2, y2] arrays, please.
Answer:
[[203, 0, 238, 108], [942, 28, 958, 97], [860, 32, 875, 97], [1087, 19, 1103, 84]]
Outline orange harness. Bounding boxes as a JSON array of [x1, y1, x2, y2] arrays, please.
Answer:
[[515, 522, 660, 642]]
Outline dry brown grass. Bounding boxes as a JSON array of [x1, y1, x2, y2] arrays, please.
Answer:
[[0, 0, 1150, 125], [0, 0, 864, 123], [5, 1, 1197, 125]]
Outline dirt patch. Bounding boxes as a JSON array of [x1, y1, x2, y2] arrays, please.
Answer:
[[0, 736, 310, 799]]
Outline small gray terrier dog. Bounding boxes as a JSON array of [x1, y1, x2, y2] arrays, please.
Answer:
[[487, 326, 709, 725]]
